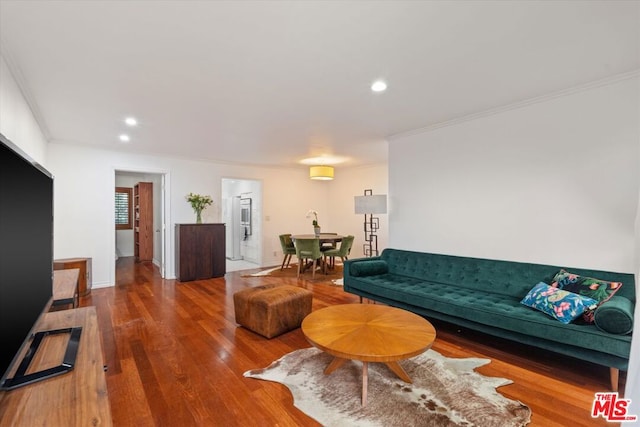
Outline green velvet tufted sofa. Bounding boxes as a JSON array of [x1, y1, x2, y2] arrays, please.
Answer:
[[343, 248, 635, 390]]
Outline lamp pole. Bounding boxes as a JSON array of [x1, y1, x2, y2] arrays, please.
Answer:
[[355, 189, 386, 257], [362, 189, 380, 257]]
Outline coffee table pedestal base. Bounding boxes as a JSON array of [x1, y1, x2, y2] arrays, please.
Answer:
[[324, 356, 413, 406]]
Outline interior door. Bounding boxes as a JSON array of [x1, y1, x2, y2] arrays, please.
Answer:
[[159, 174, 166, 278]]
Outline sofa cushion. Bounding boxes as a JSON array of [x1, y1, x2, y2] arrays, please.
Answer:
[[350, 260, 388, 277], [550, 269, 622, 302], [550, 269, 624, 323], [520, 282, 598, 324], [594, 296, 634, 335]]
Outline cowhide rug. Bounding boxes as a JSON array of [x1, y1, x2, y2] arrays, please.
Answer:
[[241, 263, 344, 285], [244, 347, 531, 427]]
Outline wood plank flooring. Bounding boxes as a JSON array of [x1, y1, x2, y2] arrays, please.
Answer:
[[82, 257, 623, 426]]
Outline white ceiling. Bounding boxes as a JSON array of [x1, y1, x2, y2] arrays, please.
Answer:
[[1, 1, 638, 169]]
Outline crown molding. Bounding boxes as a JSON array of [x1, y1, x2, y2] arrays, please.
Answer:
[[0, 42, 52, 142], [388, 69, 640, 141]]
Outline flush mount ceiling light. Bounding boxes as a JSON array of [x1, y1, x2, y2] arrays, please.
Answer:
[[309, 165, 334, 181], [300, 155, 349, 165], [124, 117, 137, 126], [119, 134, 130, 142], [371, 80, 387, 92]]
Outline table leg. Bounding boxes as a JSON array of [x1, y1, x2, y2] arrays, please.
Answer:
[[385, 361, 412, 383], [362, 361, 369, 406], [324, 357, 386, 407], [324, 357, 348, 375]]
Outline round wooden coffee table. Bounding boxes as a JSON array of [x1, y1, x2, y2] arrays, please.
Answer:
[[301, 303, 436, 406]]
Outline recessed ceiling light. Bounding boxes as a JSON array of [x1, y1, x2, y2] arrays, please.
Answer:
[[371, 80, 387, 92], [119, 134, 130, 142], [125, 117, 137, 126]]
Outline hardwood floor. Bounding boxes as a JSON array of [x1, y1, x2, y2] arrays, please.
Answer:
[[83, 257, 623, 426]]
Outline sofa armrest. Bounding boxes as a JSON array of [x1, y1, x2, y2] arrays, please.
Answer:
[[594, 296, 634, 335], [346, 259, 389, 277]]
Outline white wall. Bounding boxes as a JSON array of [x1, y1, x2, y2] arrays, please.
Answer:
[[389, 76, 639, 273], [0, 55, 48, 163]]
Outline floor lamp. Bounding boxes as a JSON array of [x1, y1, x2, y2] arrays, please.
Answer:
[[354, 189, 387, 257]]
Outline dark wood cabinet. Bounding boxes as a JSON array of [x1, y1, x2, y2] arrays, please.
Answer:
[[53, 257, 92, 296], [175, 223, 226, 281]]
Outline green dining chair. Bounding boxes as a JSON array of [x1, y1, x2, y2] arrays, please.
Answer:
[[279, 234, 297, 270], [323, 235, 354, 271], [294, 237, 322, 279]]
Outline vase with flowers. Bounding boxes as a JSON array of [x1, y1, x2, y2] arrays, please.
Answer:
[[187, 193, 213, 224], [306, 209, 321, 236]]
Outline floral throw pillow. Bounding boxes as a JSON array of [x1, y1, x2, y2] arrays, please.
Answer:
[[550, 269, 623, 322], [520, 282, 599, 324]]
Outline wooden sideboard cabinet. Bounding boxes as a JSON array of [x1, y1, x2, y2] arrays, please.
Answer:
[[176, 223, 226, 281], [53, 257, 92, 296]]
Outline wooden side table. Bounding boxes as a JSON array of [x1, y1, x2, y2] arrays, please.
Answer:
[[51, 268, 79, 310], [53, 257, 92, 296]]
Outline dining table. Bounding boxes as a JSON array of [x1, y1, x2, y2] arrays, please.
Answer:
[[291, 233, 344, 244], [291, 234, 344, 274]]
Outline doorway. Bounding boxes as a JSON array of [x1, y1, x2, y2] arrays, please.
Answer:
[[222, 178, 262, 272], [114, 170, 167, 280]]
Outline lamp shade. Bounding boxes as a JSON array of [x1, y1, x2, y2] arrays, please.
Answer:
[[354, 194, 387, 214], [310, 165, 334, 180]]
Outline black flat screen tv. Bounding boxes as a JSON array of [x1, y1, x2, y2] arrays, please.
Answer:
[[0, 133, 80, 389]]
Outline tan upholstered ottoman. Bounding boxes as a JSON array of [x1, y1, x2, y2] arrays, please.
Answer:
[[234, 284, 313, 339]]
